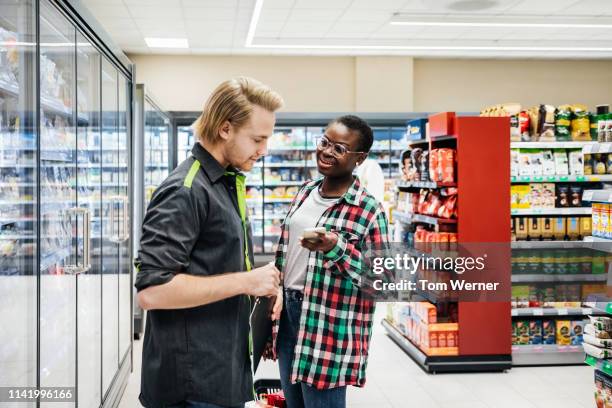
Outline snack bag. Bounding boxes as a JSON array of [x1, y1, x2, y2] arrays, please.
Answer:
[[571, 104, 591, 141], [429, 148, 439, 182], [555, 105, 572, 141], [438, 148, 455, 183]]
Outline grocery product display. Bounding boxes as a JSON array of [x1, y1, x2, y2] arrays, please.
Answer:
[[176, 123, 407, 254], [482, 102, 611, 143], [504, 106, 612, 365], [133, 85, 173, 339], [387, 302, 459, 356], [143, 99, 171, 208], [582, 281, 612, 407], [386, 112, 512, 373], [0, 1, 134, 406]]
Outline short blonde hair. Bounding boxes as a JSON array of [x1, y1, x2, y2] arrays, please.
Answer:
[[193, 77, 283, 144]]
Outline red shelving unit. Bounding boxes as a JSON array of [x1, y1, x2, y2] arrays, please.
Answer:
[[384, 113, 512, 373]]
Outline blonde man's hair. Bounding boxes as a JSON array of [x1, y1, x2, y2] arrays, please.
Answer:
[[193, 77, 283, 144]]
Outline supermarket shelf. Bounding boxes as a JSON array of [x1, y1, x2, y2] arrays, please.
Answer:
[[511, 274, 607, 283], [584, 236, 612, 243], [512, 345, 585, 366], [255, 162, 311, 168], [583, 143, 612, 154], [378, 159, 401, 165], [511, 307, 597, 317], [511, 175, 612, 183], [268, 146, 308, 151], [0, 79, 87, 122], [585, 355, 612, 377], [40, 248, 71, 272], [382, 319, 512, 373], [510, 208, 591, 216], [247, 181, 302, 187], [392, 210, 457, 226], [407, 139, 428, 146], [430, 135, 457, 142], [583, 190, 612, 203], [511, 240, 587, 249], [397, 180, 457, 190], [246, 197, 294, 203], [511, 141, 596, 149], [250, 214, 287, 220]]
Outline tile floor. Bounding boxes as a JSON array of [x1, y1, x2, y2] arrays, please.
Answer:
[[118, 308, 595, 408]]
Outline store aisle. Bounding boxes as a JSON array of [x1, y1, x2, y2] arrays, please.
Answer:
[[118, 307, 593, 408]]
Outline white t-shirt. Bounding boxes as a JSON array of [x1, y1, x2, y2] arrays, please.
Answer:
[[283, 187, 337, 290], [356, 158, 385, 203]]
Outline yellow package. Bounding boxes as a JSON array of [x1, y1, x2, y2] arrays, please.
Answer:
[[570, 104, 591, 141], [593, 203, 602, 237], [602, 204, 611, 239], [556, 321, 571, 345], [516, 217, 528, 240], [567, 217, 580, 240], [527, 217, 542, 240], [580, 217, 592, 238], [541, 217, 554, 239], [553, 217, 566, 240]]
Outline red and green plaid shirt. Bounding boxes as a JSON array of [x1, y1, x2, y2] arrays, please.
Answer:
[[272, 176, 389, 390]]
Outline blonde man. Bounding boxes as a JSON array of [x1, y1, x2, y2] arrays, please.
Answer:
[[135, 77, 283, 408]]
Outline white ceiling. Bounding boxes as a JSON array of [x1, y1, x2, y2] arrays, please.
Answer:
[[80, 0, 612, 58]]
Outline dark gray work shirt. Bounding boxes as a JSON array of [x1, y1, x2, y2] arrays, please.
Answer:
[[134, 142, 255, 408]]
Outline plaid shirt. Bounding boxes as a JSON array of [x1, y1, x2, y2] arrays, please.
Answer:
[[272, 176, 389, 390]]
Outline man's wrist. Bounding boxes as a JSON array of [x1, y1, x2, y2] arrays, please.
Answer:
[[236, 271, 252, 296]]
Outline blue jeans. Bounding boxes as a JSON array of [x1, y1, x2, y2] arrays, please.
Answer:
[[277, 289, 346, 408], [166, 401, 244, 408]]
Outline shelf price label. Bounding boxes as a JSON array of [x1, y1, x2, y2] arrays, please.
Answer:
[[533, 308, 544, 316], [602, 143, 612, 153], [583, 191, 594, 201], [557, 308, 568, 316]]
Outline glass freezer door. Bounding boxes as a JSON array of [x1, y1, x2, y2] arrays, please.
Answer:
[[117, 74, 131, 362], [76, 31, 102, 408], [144, 100, 170, 208], [38, 2, 76, 407], [101, 57, 119, 396], [0, 1, 37, 406]]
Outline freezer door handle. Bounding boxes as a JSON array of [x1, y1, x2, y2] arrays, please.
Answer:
[[119, 196, 129, 243], [109, 195, 129, 243], [65, 207, 91, 275]]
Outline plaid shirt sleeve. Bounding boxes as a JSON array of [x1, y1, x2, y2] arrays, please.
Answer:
[[322, 204, 389, 287]]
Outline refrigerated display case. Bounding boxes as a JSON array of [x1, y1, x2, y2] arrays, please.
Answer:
[[173, 116, 408, 255], [0, 1, 134, 407], [133, 84, 173, 339]]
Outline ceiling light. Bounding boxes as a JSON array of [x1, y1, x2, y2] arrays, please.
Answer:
[[246, 44, 612, 52], [246, 0, 265, 46], [145, 37, 189, 48], [390, 15, 612, 29]]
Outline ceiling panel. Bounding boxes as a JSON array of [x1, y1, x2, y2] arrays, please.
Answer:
[[126, 5, 183, 19], [80, 0, 612, 58], [286, 8, 345, 21], [505, 0, 584, 15], [85, 3, 130, 18], [292, 0, 352, 9], [563, 0, 612, 15], [180, 0, 239, 7]]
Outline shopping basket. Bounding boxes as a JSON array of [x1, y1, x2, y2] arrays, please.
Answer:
[[254, 379, 284, 407]]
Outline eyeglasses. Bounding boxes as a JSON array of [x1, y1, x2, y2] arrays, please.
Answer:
[[316, 137, 365, 158]]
